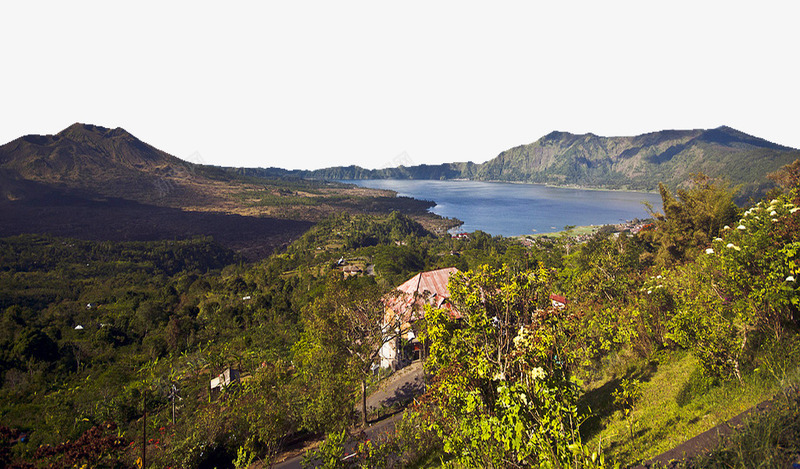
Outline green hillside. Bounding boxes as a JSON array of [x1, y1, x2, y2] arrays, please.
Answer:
[[3, 165, 800, 467], [2, 124, 800, 468], [477, 126, 798, 195]]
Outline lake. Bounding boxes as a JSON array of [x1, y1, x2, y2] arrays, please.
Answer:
[[342, 180, 663, 237]]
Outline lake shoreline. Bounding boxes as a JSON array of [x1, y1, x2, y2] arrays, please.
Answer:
[[341, 179, 662, 237], [362, 177, 660, 195], [474, 178, 660, 195]]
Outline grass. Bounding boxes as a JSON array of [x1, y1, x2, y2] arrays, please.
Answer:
[[580, 349, 784, 467], [679, 392, 800, 468], [232, 190, 317, 207], [521, 224, 602, 239]]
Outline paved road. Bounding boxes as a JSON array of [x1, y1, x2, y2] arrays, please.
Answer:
[[273, 363, 424, 468], [364, 361, 424, 416]]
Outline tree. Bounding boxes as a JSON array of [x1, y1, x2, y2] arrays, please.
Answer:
[[424, 264, 609, 468], [12, 328, 58, 362], [295, 274, 400, 429], [560, 234, 645, 303], [236, 361, 295, 466], [665, 192, 800, 381], [768, 158, 800, 192], [646, 175, 739, 267]]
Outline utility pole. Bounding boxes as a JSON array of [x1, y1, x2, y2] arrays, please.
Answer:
[[168, 383, 181, 425]]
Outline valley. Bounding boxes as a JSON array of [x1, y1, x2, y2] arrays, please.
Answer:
[[1, 124, 799, 468], [0, 124, 454, 259]]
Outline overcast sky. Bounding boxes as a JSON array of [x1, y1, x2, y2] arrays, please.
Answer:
[[2, 1, 798, 170]]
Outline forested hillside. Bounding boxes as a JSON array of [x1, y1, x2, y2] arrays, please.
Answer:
[[2, 162, 800, 468], [0, 213, 528, 467]]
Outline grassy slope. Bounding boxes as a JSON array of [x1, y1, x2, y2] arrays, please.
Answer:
[[685, 392, 800, 468], [580, 350, 783, 466]]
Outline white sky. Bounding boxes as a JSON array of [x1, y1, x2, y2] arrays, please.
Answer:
[[2, 1, 798, 170]]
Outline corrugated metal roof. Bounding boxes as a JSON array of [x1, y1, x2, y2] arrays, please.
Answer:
[[385, 267, 461, 324], [549, 294, 568, 304], [396, 267, 459, 298]]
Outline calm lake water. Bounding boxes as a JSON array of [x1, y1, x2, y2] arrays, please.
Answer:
[[342, 180, 663, 237]]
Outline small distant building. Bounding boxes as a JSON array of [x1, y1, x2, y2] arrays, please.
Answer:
[[242, 296, 251, 301], [342, 265, 362, 277], [210, 368, 241, 390], [549, 294, 568, 309]]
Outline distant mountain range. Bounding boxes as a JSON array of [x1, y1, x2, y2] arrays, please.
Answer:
[[232, 126, 800, 199]]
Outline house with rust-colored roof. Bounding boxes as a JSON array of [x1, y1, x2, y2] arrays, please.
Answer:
[[379, 267, 460, 369], [549, 294, 568, 309]]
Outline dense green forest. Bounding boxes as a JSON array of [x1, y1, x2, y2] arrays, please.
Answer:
[[2, 163, 800, 468]]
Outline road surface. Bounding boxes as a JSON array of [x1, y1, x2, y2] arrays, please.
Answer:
[[273, 362, 424, 468]]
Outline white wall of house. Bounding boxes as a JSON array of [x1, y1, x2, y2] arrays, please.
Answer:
[[379, 337, 398, 369]]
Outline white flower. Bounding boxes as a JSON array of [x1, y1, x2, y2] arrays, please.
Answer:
[[530, 367, 546, 381], [787, 276, 796, 282], [647, 290, 652, 294], [724, 225, 730, 230], [772, 219, 779, 222], [726, 243, 741, 251], [770, 211, 778, 216], [705, 248, 715, 254], [791, 208, 800, 214], [656, 275, 662, 279], [737, 225, 746, 230], [714, 238, 723, 242]]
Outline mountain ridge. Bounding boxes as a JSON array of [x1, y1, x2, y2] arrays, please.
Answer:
[[0, 122, 222, 206], [245, 126, 798, 199], [0, 123, 449, 259]]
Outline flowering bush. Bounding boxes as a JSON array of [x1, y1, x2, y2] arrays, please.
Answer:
[[665, 193, 799, 380]]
